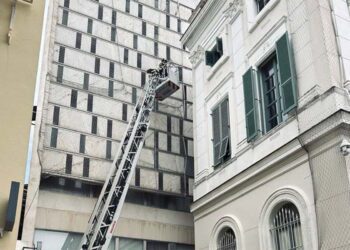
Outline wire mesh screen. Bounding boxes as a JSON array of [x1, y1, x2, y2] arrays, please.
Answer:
[[270, 203, 303, 250], [217, 228, 237, 250]]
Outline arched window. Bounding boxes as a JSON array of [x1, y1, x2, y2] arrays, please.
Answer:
[[217, 227, 237, 250], [270, 203, 303, 250]]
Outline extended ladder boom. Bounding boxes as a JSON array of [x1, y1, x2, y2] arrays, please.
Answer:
[[80, 62, 179, 250]]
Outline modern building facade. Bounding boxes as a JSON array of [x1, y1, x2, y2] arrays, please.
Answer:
[[23, 0, 197, 249], [182, 0, 350, 249], [0, 0, 46, 249]]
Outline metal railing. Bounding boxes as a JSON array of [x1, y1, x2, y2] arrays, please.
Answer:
[[217, 228, 237, 250]]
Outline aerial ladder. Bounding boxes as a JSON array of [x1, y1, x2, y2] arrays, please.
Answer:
[[79, 61, 180, 250]]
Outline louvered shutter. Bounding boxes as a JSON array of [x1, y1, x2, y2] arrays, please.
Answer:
[[212, 106, 221, 166], [243, 67, 258, 141]]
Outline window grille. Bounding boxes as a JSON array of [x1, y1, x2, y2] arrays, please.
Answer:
[[217, 228, 237, 250], [270, 203, 303, 250]]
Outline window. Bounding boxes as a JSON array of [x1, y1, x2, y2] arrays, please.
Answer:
[[124, 48, 129, 64], [205, 38, 223, 67], [90, 37, 96, 53], [108, 81, 114, 97], [75, 32, 82, 49], [177, 19, 181, 33], [109, 62, 115, 78], [141, 72, 146, 87], [158, 172, 163, 191], [98, 5, 103, 20], [83, 158, 89, 177], [137, 53, 142, 68], [166, 0, 170, 13], [80, 134, 86, 153], [112, 10, 116, 25], [142, 21, 147, 36], [166, 15, 170, 29], [178, 67, 183, 82], [91, 116, 97, 134], [217, 228, 236, 250], [133, 34, 138, 49], [87, 94, 93, 112], [270, 203, 303, 250], [154, 0, 159, 9], [53, 106, 60, 125], [111, 27, 116, 42], [256, 0, 270, 13], [154, 26, 159, 40], [126, 0, 130, 13], [138, 4, 143, 18], [64, 0, 69, 8], [70, 89, 77, 108], [122, 103, 127, 121], [87, 18, 93, 34], [243, 33, 297, 141], [57, 65, 63, 83], [135, 168, 140, 186], [212, 98, 230, 167], [58, 46, 65, 63], [166, 46, 171, 60], [154, 42, 159, 56], [65, 154, 72, 174], [119, 238, 143, 250], [83, 73, 89, 90], [107, 119, 112, 138], [95, 57, 100, 74], [132, 87, 137, 104], [62, 9, 68, 26], [50, 128, 58, 148], [106, 140, 112, 159]]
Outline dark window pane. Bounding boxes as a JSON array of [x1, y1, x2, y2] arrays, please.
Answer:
[[154, 26, 159, 40], [166, 0, 170, 13], [70, 89, 77, 108], [111, 27, 116, 42], [122, 103, 127, 121], [167, 134, 171, 152], [137, 53, 142, 68], [177, 19, 181, 33], [80, 134, 86, 153], [154, 0, 159, 9], [158, 172, 163, 190], [95, 57, 100, 74], [83, 158, 89, 177], [53, 106, 60, 125], [83, 73, 89, 90], [64, 0, 70, 8], [141, 72, 146, 87], [166, 15, 170, 29], [166, 46, 170, 60], [154, 42, 158, 57], [58, 46, 65, 63], [138, 4, 143, 18], [91, 116, 97, 134], [98, 5, 103, 20], [132, 87, 137, 104], [112, 10, 116, 25], [50, 128, 58, 148], [125, 0, 130, 13], [167, 115, 171, 132], [142, 21, 146, 36], [57, 65, 64, 83], [108, 81, 114, 97], [87, 18, 93, 34], [65, 154, 72, 174], [147, 241, 168, 250], [178, 67, 183, 82], [87, 94, 93, 112], [90, 37, 96, 54], [75, 32, 82, 49], [109, 62, 114, 78], [135, 168, 140, 186], [107, 119, 112, 138], [124, 48, 128, 64], [106, 140, 112, 159], [62, 10, 68, 26], [133, 34, 138, 49]]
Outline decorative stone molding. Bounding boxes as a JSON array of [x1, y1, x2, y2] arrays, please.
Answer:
[[189, 45, 205, 66], [223, 0, 242, 19]]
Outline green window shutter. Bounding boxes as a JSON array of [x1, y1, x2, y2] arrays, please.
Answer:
[[212, 106, 221, 166], [276, 32, 297, 113], [216, 37, 223, 55], [219, 99, 230, 159], [243, 67, 258, 141], [205, 51, 214, 66]]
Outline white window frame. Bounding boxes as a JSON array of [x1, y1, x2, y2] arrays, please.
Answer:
[[259, 187, 318, 250], [246, 0, 281, 32], [209, 216, 244, 250]]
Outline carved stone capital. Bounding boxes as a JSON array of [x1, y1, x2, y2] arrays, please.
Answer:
[[223, 0, 242, 19], [189, 45, 205, 66]]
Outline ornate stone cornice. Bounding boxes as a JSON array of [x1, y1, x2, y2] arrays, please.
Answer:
[[189, 45, 205, 66], [223, 0, 242, 19]]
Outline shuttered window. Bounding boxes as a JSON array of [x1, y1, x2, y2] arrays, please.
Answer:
[[212, 98, 230, 167], [205, 38, 223, 67]]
